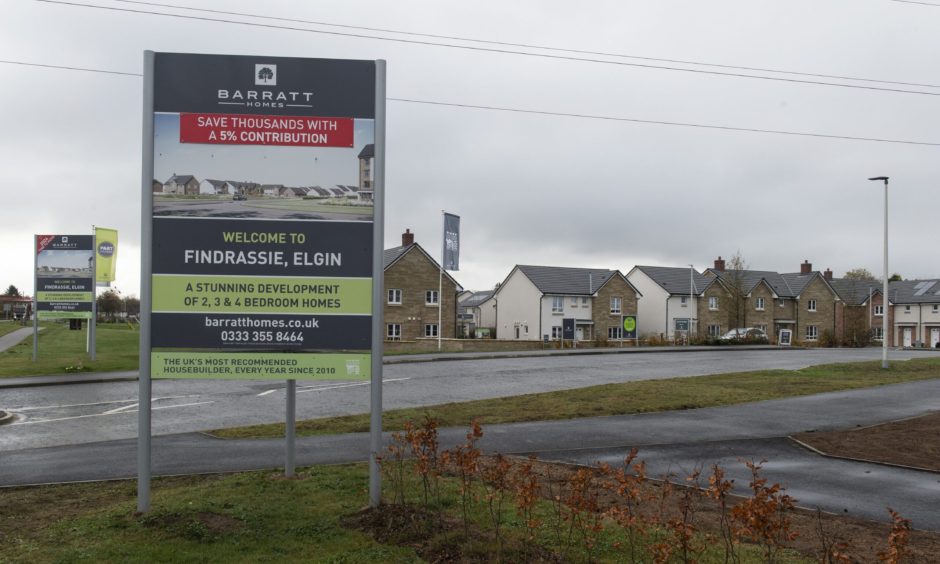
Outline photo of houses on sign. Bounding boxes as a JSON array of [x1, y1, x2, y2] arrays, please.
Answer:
[[36, 250, 94, 278], [153, 113, 375, 221]]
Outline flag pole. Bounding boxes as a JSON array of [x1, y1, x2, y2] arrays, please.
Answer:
[[438, 210, 443, 351]]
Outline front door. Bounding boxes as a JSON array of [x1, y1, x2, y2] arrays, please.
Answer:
[[903, 327, 913, 347], [931, 327, 939, 348], [576, 327, 584, 341]]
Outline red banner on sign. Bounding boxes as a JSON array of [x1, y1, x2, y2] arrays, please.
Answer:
[[179, 113, 354, 147], [36, 235, 55, 253]]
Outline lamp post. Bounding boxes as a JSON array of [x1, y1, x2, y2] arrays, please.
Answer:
[[689, 264, 695, 345], [869, 176, 889, 369]]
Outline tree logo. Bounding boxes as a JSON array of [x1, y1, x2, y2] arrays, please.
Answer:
[[255, 64, 277, 86]]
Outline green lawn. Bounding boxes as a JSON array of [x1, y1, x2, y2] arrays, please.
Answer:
[[0, 463, 807, 563], [212, 357, 940, 439], [0, 321, 139, 378], [0, 320, 30, 339]]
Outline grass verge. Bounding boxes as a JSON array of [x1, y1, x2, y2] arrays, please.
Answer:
[[0, 463, 807, 563], [0, 320, 30, 339], [211, 357, 940, 439], [0, 322, 139, 378]]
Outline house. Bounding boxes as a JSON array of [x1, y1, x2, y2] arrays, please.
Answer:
[[888, 279, 940, 348], [152, 179, 163, 193], [702, 258, 841, 345], [492, 265, 640, 341], [309, 186, 331, 198], [829, 273, 887, 346], [626, 265, 709, 341], [163, 174, 199, 195], [0, 295, 32, 320], [457, 290, 497, 337], [262, 184, 283, 197], [358, 143, 374, 201], [383, 229, 461, 341], [199, 179, 228, 195]]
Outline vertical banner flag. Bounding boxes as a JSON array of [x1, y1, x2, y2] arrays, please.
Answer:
[[35, 235, 94, 319], [146, 53, 377, 380], [95, 227, 118, 287], [443, 212, 460, 271]]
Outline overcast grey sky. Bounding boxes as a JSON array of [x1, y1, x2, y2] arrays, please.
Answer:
[[2, 0, 938, 297]]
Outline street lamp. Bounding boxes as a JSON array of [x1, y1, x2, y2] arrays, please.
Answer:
[[868, 176, 889, 369]]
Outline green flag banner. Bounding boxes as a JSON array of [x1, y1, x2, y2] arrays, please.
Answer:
[[95, 227, 118, 286]]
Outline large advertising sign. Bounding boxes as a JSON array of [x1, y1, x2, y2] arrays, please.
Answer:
[[147, 53, 377, 380], [35, 235, 94, 319]]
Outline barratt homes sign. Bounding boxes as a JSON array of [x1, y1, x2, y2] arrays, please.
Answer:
[[146, 53, 377, 380], [35, 235, 94, 319]]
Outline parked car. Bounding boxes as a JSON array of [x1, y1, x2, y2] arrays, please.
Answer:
[[233, 193, 247, 201], [719, 327, 768, 342]]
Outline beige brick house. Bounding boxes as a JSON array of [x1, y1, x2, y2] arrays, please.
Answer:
[[702, 258, 841, 344], [383, 229, 460, 341]]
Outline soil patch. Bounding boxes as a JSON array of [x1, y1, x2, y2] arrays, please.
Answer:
[[351, 457, 940, 563], [793, 411, 940, 473]]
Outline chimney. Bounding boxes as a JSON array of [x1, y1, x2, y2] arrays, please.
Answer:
[[823, 268, 833, 281], [714, 256, 725, 272], [801, 260, 812, 274], [401, 229, 414, 246]]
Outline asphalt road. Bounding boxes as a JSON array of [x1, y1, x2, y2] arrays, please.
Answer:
[[153, 198, 372, 221], [2, 378, 939, 529], [0, 348, 936, 453]]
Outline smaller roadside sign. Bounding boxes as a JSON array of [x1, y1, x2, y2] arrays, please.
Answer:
[[562, 318, 575, 340], [622, 315, 637, 339]]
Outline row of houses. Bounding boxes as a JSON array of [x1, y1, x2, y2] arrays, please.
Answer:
[[153, 175, 373, 201], [383, 231, 940, 348]]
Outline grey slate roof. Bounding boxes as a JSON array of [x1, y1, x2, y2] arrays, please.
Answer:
[[636, 266, 710, 296], [383, 244, 413, 270], [383, 243, 461, 289], [203, 179, 227, 189], [829, 278, 881, 306], [889, 279, 940, 304], [166, 174, 196, 185], [358, 144, 374, 159], [515, 265, 616, 295], [461, 290, 494, 307], [312, 187, 331, 197]]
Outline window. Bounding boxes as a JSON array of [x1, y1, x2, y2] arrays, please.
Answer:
[[873, 327, 884, 340], [778, 299, 786, 308], [610, 296, 622, 314], [387, 289, 402, 304], [874, 305, 884, 316], [755, 324, 767, 333], [552, 296, 564, 313], [934, 305, 939, 313], [708, 296, 719, 310], [807, 299, 817, 312], [680, 296, 688, 307], [570, 297, 578, 306], [608, 326, 623, 339], [386, 324, 401, 341], [755, 297, 765, 311], [424, 324, 438, 337], [581, 297, 589, 308], [425, 290, 439, 305], [707, 324, 721, 337], [805, 325, 818, 340], [904, 305, 911, 314], [551, 326, 562, 339]]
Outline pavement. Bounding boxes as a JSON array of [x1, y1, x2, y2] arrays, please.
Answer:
[[2, 377, 939, 530], [0, 326, 38, 354]]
